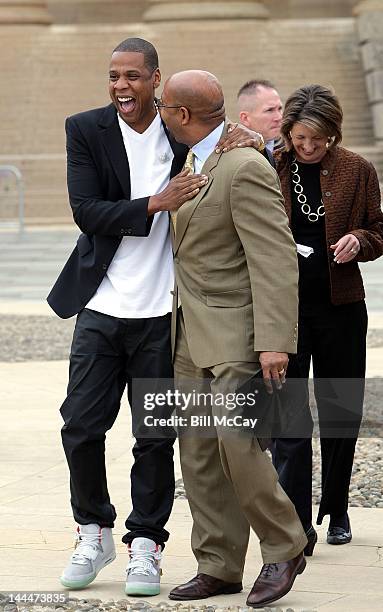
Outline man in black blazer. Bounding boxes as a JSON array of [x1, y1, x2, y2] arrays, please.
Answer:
[[48, 37, 259, 598], [47, 37, 212, 597]]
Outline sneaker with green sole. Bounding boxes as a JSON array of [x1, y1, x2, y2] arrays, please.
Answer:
[[60, 524, 116, 589], [125, 537, 162, 596]]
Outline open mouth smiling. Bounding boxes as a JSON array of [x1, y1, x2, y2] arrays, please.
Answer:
[[117, 96, 136, 113]]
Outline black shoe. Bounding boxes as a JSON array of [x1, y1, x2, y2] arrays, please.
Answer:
[[327, 513, 352, 545], [327, 526, 352, 545], [304, 525, 318, 556]]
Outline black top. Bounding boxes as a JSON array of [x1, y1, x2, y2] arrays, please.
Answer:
[[290, 160, 330, 304]]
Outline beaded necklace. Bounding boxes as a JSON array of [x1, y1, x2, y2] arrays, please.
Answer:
[[291, 157, 325, 223]]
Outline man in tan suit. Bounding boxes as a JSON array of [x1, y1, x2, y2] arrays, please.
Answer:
[[156, 70, 307, 609]]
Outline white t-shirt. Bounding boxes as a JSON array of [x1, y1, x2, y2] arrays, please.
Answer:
[[86, 112, 174, 318]]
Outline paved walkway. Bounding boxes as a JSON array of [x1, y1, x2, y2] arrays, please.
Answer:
[[0, 227, 382, 611], [1, 359, 383, 611]]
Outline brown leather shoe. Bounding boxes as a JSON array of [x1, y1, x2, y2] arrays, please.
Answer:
[[246, 552, 306, 608], [168, 573, 243, 600]]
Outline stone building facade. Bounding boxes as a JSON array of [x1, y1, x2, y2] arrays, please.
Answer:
[[0, 0, 381, 223], [44, 1, 359, 23]]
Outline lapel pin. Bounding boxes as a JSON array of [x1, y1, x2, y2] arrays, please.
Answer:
[[158, 152, 171, 163]]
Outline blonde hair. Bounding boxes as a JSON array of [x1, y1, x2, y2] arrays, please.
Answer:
[[281, 84, 343, 150]]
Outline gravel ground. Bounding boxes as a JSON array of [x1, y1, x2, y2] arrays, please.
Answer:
[[0, 315, 383, 363], [175, 438, 383, 509], [0, 595, 316, 612], [0, 315, 75, 362]]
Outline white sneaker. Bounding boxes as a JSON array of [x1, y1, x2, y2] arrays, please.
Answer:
[[60, 524, 116, 589], [125, 537, 162, 596]]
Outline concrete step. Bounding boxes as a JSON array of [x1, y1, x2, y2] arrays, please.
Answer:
[[350, 146, 383, 182], [0, 156, 69, 223]]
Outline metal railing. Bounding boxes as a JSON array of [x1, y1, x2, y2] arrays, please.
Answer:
[[0, 165, 25, 235]]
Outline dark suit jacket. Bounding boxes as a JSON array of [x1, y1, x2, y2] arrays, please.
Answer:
[[262, 147, 275, 168], [47, 103, 188, 318]]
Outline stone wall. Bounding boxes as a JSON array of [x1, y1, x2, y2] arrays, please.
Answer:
[[47, 0, 146, 24], [266, 0, 357, 18], [46, 0, 359, 23], [354, 0, 383, 142]]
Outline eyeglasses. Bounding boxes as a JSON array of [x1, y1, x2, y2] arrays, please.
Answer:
[[155, 97, 183, 110]]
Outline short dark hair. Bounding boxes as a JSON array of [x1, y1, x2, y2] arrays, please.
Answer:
[[237, 79, 276, 99], [113, 37, 159, 72], [281, 84, 343, 149]]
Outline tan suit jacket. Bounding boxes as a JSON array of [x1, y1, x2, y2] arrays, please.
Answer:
[[172, 121, 298, 368]]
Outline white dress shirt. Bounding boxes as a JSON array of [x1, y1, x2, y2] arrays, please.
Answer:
[[191, 122, 225, 173]]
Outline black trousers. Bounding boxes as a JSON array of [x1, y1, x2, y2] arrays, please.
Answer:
[[273, 300, 367, 529], [60, 308, 175, 547]]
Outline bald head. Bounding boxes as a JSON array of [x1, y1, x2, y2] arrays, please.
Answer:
[[166, 70, 225, 122], [160, 70, 225, 146]]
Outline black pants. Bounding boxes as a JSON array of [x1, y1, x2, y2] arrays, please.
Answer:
[[273, 300, 367, 529], [60, 308, 175, 547]]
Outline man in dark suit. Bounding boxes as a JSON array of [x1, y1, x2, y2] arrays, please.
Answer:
[[48, 37, 260, 598], [237, 79, 284, 167]]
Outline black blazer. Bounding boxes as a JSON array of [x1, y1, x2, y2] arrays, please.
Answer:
[[47, 104, 188, 319]]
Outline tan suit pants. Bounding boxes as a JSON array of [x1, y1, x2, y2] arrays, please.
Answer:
[[174, 309, 307, 582]]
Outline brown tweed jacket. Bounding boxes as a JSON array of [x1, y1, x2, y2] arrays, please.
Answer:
[[276, 146, 383, 305]]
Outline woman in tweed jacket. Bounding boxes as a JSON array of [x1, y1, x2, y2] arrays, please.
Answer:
[[273, 84, 383, 555]]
